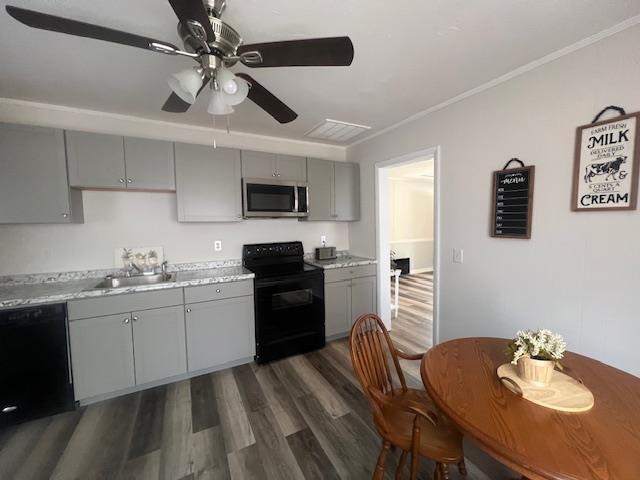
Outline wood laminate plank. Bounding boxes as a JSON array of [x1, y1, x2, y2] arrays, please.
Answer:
[[213, 369, 255, 453], [227, 444, 267, 480], [0, 416, 51, 479], [128, 385, 167, 460], [232, 364, 268, 413], [159, 379, 196, 480], [286, 428, 340, 480], [13, 410, 83, 480], [190, 374, 220, 434], [119, 450, 161, 480], [50, 393, 139, 480], [191, 426, 231, 480], [253, 364, 307, 437]]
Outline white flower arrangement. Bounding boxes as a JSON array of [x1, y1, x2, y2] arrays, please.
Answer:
[[507, 329, 567, 368]]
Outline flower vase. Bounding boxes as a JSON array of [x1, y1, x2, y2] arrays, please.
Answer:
[[517, 357, 555, 386]]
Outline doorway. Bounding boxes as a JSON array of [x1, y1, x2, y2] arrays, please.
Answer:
[[375, 147, 440, 351]]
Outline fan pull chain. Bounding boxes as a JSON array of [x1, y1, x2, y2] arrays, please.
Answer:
[[212, 115, 217, 149], [226, 115, 231, 134]]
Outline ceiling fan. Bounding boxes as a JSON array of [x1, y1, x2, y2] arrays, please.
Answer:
[[5, 0, 354, 124]]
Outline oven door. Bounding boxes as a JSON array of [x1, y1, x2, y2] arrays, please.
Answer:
[[243, 178, 309, 217], [254, 273, 325, 363]]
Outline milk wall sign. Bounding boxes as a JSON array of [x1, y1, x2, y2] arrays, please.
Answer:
[[572, 108, 640, 211]]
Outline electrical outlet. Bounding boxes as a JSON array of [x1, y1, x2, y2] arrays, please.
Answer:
[[214, 241, 222, 252], [453, 248, 464, 264], [320, 235, 327, 244]]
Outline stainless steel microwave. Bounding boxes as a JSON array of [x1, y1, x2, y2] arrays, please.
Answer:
[[242, 178, 309, 218]]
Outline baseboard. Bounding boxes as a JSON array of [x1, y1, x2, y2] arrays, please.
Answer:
[[410, 268, 433, 274]]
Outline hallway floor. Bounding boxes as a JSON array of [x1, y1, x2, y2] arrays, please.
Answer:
[[390, 271, 434, 354]]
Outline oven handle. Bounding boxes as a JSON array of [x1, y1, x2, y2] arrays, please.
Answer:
[[255, 272, 323, 288]]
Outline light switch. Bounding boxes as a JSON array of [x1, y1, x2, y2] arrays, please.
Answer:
[[214, 241, 222, 252], [453, 248, 464, 264]]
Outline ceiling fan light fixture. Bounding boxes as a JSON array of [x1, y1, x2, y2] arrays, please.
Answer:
[[222, 76, 249, 106], [207, 89, 234, 115], [217, 67, 239, 95], [168, 67, 203, 104]]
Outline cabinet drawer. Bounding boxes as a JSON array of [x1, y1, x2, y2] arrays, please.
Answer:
[[324, 264, 377, 283], [184, 280, 253, 304], [68, 289, 184, 320]]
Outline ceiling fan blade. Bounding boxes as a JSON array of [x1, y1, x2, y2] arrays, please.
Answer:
[[167, 0, 215, 43], [6, 5, 180, 53], [162, 77, 211, 113], [238, 37, 354, 68], [236, 74, 297, 124]]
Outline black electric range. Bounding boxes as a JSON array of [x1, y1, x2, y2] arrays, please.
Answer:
[[243, 242, 325, 364]]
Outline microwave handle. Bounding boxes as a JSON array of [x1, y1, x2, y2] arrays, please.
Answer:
[[294, 184, 299, 213]]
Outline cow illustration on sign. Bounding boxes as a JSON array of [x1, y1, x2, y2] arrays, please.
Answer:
[[583, 156, 628, 183]]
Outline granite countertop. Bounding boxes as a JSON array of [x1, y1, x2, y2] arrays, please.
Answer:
[[305, 255, 377, 270], [0, 265, 254, 309]]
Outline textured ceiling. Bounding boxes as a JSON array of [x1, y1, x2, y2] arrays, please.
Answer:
[[1, 0, 639, 144]]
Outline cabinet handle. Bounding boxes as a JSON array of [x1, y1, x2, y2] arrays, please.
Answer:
[[132, 316, 139, 322], [61, 213, 69, 218], [127, 178, 133, 184], [123, 318, 130, 324], [216, 289, 221, 293], [272, 172, 276, 177], [119, 178, 125, 183], [186, 308, 192, 313]]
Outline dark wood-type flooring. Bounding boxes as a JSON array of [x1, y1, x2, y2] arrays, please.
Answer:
[[0, 272, 514, 479], [390, 272, 434, 354]]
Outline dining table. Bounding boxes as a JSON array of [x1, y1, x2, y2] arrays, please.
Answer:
[[420, 337, 640, 480]]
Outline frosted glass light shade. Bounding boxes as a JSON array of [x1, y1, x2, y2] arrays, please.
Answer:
[[168, 68, 203, 104], [207, 90, 234, 115], [223, 77, 249, 106], [217, 68, 239, 95]]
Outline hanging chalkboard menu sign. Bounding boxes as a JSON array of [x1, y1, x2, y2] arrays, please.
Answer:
[[490, 158, 534, 239]]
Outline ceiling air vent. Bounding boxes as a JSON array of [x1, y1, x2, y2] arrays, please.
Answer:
[[305, 119, 371, 142]]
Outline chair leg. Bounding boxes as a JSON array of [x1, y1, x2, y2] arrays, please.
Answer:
[[373, 441, 391, 480], [438, 463, 449, 480], [395, 450, 407, 480], [433, 463, 440, 480], [458, 460, 467, 475], [409, 422, 420, 480]]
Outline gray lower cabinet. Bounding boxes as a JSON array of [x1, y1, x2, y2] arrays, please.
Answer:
[[69, 313, 136, 400], [351, 275, 377, 324], [66, 130, 126, 189], [123, 137, 175, 190], [175, 143, 243, 222], [185, 296, 255, 371], [324, 270, 377, 337], [325, 280, 351, 336], [0, 123, 83, 224], [132, 305, 187, 385], [306, 158, 360, 221]]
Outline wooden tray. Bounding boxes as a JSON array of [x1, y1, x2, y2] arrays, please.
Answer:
[[497, 363, 594, 412]]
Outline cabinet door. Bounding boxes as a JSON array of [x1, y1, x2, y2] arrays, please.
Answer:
[[306, 158, 333, 221], [241, 150, 276, 179], [276, 154, 307, 182], [0, 123, 82, 224], [132, 306, 187, 385], [185, 296, 255, 371], [325, 280, 352, 337], [334, 162, 360, 221], [175, 143, 242, 222], [69, 314, 135, 400], [123, 137, 175, 190], [351, 276, 377, 325], [66, 130, 126, 188]]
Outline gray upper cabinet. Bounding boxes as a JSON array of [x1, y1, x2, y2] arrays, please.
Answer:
[[306, 158, 360, 221], [276, 154, 307, 182], [0, 123, 83, 224], [66, 130, 126, 189], [241, 150, 277, 179], [334, 162, 360, 221], [175, 143, 242, 222], [241, 150, 306, 182], [123, 137, 175, 191], [306, 158, 334, 221]]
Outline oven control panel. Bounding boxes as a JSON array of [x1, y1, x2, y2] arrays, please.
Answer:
[[243, 241, 304, 259]]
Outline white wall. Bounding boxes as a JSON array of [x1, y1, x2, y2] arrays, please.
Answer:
[[389, 177, 434, 271], [0, 100, 348, 275], [0, 191, 348, 274], [348, 25, 640, 376]]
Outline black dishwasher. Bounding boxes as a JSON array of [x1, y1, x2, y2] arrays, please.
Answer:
[[0, 303, 75, 428]]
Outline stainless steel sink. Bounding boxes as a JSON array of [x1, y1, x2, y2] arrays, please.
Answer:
[[92, 273, 174, 289]]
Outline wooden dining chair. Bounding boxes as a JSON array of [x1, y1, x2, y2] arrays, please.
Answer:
[[349, 313, 465, 480]]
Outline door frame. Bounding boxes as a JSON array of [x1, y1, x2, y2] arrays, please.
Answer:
[[374, 146, 441, 344]]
